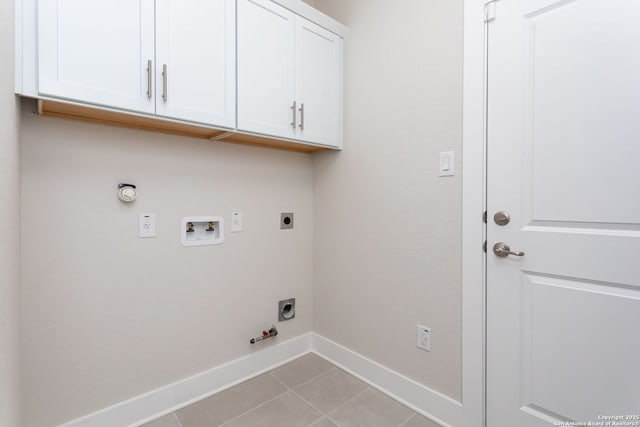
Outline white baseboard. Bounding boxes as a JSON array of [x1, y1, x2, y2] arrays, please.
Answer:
[[311, 334, 462, 427], [59, 332, 462, 427], [59, 333, 313, 427]]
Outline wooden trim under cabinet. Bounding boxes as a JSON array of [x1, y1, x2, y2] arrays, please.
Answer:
[[37, 99, 330, 154]]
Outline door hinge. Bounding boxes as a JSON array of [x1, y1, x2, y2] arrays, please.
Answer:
[[485, 1, 497, 22], [483, 240, 487, 253], [483, 211, 487, 224]]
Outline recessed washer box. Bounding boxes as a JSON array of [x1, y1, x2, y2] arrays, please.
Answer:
[[181, 216, 224, 247]]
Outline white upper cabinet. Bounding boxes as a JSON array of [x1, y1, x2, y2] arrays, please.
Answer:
[[238, 0, 343, 148], [155, 0, 236, 128], [21, 0, 345, 151], [237, 0, 297, 140], [38, 0, 156, 114], [295, 17, 342, 147], [37, 0, 236, 128]]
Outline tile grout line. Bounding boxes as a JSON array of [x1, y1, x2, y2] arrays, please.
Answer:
[[216, 388, 291, 427], [270, 369, 348, 427], [271, 367, 374, 427], [268, 371, 331, 426], [398, 412, 417, 427], [307, 419, 329, 427], [171, 412, 184, 427], [291, 390, 327, 426], [306, 419, 325, 427], [218, 362, 337, 427], [323, 386, 372, 423], [289, 386, 324, 413], [270, 365, 337, 391], [147, 360, 428, 427]]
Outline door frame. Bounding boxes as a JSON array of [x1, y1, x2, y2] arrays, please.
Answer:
[[462, 0, 490, 426]]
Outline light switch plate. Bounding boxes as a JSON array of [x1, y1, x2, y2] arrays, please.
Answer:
[[439, 151, 455, 177], [416, 325, 431, 351], [139, 213, 156, 238], [231, 212, 243, 233]]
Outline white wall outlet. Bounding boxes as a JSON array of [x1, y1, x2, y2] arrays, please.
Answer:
[[439, 151, 455, 177], [231, 212, 243, 233], [139, 213, 156, 238], [416, 325, 431, 351]]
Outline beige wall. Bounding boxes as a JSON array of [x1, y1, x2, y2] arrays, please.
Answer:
[[0, 0, 21, 425], [312, 0, 463, 401], [20, 106, 315, 426], [19, 1, 463, 424]]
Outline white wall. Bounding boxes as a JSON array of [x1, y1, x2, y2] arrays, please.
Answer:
[[20, 105, 315, 427], [312, 0, 463, 401], [0, 0, 21, 425]]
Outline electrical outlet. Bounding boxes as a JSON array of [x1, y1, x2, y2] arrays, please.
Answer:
[[139, 213, 156, 238], [416, 325, 431, 351]]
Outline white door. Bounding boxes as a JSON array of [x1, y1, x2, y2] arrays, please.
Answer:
[[237, 0, 296, 139], [38, 0, 155, 113], [155, 0, 235, 128], [295, 16, 342, 148], [487, 1, 640, 426]]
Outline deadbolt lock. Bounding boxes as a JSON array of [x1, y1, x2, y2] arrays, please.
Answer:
[[493, 211, 511, 226]]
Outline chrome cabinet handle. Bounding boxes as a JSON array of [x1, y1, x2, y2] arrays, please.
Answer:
[[146, 59, 152, 99], [162, 64, 168, 102], [493, 242, 525, 258], [291, 101, 297, 128], [298, 103, 305, 131]]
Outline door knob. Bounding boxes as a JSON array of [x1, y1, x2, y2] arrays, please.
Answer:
[[493, 242, 525, 258]]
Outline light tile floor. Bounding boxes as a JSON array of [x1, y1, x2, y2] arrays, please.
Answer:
[[143, 354, 441, 427]]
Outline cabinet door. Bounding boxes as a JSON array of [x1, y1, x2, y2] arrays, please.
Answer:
[[237, 0, 296, 139], [38, 0, 155, 113], [295, 17, 342, 147], [156, 0, 235, 128]]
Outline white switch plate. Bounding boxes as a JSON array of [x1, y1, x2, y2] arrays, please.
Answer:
[[139, 213, 156, 238], [231, 212, 243, 233], [416, 325, 431, 351], [439, 151, 455, 177]]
